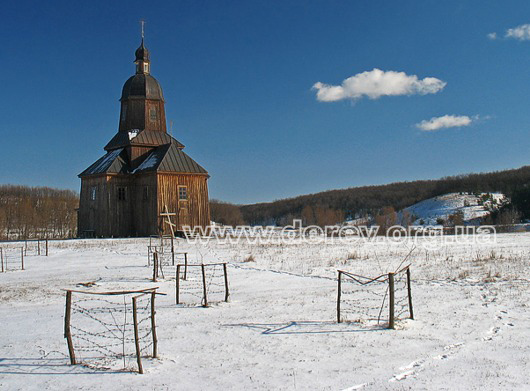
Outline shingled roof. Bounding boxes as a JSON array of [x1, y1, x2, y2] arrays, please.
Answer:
[[134, 140, 208, 174], [80, 139, 207, 177], [104, 129, 184, 151], [79, 148, 130, 177]]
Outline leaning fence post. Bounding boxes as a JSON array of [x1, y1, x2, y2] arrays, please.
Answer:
[[21, 248, 24, 270], [388, 272, 395, 329], [406, 267, 414, 320], [176, 265, 181, 304], [64, 290, 76, 365], [201, 264, 208, 307], [132, 297, 144, 374], [337, 271, 342, 323], [151, 291, 158, 358], [223, 263, 230, 302]]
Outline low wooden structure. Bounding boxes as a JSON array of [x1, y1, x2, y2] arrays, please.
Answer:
[[78, 37, 210, 237]]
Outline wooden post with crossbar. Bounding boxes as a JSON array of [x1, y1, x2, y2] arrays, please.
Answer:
[[160, 205, 177, 238]]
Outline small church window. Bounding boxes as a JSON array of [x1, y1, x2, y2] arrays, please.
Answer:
[[143, 186, 149, 201], [144, 63, 149, 73], [90, 186, 97, 201], [178, 186, 188, 201], [150, 108, 158, 122], [118, 187, 126, 201]]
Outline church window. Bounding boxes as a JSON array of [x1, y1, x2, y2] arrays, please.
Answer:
[[90, 186, 97, 201], [117, 187, 126, 201], [144, 63, 149, 73], [150, 108, 158, 122], [178, 186, 187, 201]]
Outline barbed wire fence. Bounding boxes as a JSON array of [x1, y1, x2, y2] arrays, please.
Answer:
[[336, 265, 413, 329], [24, 239, 49, 256], [0, 247, 25, 272], [150, 250, 189, 282], [64, 288, 160, 373], [175, 263, 229, 307]]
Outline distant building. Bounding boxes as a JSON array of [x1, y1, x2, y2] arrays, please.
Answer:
[[78, 38, 210, 237]]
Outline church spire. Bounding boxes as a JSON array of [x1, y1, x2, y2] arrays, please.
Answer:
[[135, 20, 150, 74]]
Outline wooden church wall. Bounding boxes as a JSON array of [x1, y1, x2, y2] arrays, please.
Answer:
[[157, 173, 210, 233], [131, 173, 158, 236], [79, 175, 134, 237]]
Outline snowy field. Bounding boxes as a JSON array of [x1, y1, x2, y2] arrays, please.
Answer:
[[1, 233, 529, 390]]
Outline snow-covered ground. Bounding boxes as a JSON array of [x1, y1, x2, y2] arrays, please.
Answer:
[[1, 234, 529, 390], [404, 192, 507, 225]]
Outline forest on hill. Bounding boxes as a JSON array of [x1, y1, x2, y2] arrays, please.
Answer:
[[0, 185, 78, 240], [226, 165, 530, 226]]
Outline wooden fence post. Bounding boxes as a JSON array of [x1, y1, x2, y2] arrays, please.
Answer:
[[21, 248, 24, 270], [406, 268, 414, 320], [147, 246, 151, 267], [201, 264, 208, 307], [132, 297, 144, 374], [1, 248, 4, 273], [152, 252, 158, 282], [46, 239, 49, 257], [171, 236, 175, 266], [223, 263, 229, 302], [337, 271, 342, 323], [38, 240, 41, 256], [388, 272, 395, 329], [184, 253, 188, 280], [64, 290, 76, 365], [176, 265, 181, 304], [151, 291, 158, 358]]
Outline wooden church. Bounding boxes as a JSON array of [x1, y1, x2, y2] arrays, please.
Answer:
[[78, 37, 210, 237]]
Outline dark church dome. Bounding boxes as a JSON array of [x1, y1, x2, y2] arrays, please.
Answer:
[[120, 74, 164, 101], [135, 39, 150, 62]]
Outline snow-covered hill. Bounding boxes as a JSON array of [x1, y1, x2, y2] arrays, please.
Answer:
[[404, 192, 508, 226]]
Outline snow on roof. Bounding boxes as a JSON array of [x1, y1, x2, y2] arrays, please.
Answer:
[[82, 148, 124, 175]]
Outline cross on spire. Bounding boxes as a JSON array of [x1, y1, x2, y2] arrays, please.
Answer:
[[140, 19, 145, 40]]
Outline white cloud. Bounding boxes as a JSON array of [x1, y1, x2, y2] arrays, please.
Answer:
[[312, 68, 446, 102], [505, 24, 530, 40], [416, 115, 473, 132], [487, 32, 497, 40]]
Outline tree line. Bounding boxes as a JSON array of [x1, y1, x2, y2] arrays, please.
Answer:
[[237, 165, 530, 226], [0, 185, 79, 240]]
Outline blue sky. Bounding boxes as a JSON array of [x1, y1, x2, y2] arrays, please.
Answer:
[[1, 0, 530, 204]]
